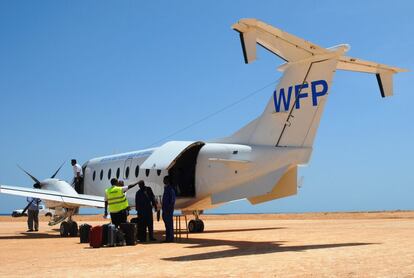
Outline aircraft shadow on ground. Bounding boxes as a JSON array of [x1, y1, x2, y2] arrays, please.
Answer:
[[198, 227, 286, 234], [0, 232, 61, 240], [163, 238, 377, 261]]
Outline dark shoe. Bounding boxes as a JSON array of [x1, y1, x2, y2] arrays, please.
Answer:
[[162, 239, 174, 243], [26, 229, 33, 232], [149, 238, 157, 241], [34, 229, 38, 232]]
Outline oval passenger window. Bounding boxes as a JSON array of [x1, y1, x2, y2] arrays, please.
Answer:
[[125, 167, 130, 179], [145, 169, 150, 177], [135, 165, 140, 177], [108, 169, 112, 180], [116, 168, 120, 179], [93, 171, 96, 181], [100, 170, 103, 180]]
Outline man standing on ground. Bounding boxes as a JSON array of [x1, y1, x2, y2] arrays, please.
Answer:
[[135, 180, 157, 241], [162, 175, 176, 242], [104, 178, 138, 228], [26, 197, 41, 232], [71, 159, 83, 193]]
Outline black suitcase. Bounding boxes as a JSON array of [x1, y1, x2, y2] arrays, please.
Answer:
[[79, 224, 91, 243], [120, 223, 137, 246], [102, 224, 110, 246], [116, 229, 126, 246]]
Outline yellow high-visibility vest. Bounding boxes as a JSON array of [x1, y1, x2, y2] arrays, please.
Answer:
[[105, 186, 129, 213]]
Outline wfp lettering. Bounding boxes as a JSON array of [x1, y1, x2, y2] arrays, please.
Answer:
[[273, 80, 328, 112]]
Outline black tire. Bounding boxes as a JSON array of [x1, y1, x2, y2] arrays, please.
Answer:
[[188, 220, 197, 233], [69, 222, 78, 237], [60, 221, 70, 237], [196, 219, 204, 233]]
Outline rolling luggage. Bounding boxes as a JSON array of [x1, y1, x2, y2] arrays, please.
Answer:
[[89, 225, 103, 248], [116, 229, 126, 246], [120, 223, 137, 246], [102, 223, 110, 246], [130, 217, 146, 242], [107, 224, 117, 247], [79, 224, 92, 243]]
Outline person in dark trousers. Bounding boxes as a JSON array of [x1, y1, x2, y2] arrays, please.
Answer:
[[104, 178, 138, 228], [162, 175, 176, 242], [135, 180, 157, 241], [71, 159, 83, 193], [26, 197, 41, 232]]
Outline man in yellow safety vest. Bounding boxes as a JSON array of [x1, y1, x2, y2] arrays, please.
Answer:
[[104, 178, 138, 228]]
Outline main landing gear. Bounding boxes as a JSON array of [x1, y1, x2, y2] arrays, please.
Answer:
[[188, 210, 204, 233], [58, 208, 78, 237]]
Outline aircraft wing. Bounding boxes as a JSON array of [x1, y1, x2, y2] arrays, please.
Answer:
[[0, 185, 104, 208]]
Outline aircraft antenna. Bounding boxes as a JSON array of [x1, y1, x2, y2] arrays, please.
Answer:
[[146, 78, 280, 148]]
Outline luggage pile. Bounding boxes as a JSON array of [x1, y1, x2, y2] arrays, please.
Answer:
[[80, 222, 139, 248]]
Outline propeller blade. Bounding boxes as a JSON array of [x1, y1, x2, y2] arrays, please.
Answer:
[[17, 164, 41, 184], [51, 161, 65, 179]]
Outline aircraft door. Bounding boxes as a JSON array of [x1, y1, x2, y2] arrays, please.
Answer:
[[123, 158, 133, 180]]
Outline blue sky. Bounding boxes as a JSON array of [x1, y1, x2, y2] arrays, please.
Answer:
[[0, 1, 412, 214]]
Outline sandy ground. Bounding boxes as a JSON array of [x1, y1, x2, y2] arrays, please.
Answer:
[[0, 211, 413, 277]]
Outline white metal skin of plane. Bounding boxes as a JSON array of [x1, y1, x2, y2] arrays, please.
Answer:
[[0, 18, 407, 236]]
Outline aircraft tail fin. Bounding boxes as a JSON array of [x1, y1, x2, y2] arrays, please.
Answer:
[[222, 19, 406, 148]]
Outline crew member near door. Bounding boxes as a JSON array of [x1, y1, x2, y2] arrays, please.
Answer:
[[104, 178, 138, 228], [71, 159, 83, 193], [162, 175, 176, 242], [135, 180, 157, 241]]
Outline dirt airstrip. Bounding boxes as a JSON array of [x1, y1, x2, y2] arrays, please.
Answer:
[[0, 211, 413, 277]]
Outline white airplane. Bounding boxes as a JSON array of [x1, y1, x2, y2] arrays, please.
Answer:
[[0, 19, 406, 236]]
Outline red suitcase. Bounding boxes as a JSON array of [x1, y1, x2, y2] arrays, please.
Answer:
[[89, 225, 103, 248]]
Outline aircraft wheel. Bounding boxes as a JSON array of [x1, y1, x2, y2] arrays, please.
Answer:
[[60, 221, 70, 237], [195, 219, 204, 233], [188, 220, 197, 233], [69, 221, 78, 237]]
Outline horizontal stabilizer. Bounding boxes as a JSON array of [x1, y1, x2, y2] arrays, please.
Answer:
[[0, 185, 104, 208]]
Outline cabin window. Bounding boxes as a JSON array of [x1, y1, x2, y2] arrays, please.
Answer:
[[125, 167, 130, 179], [100, 170, 103, 180], [108, 168, 112, 180], [116, 168, 120, 179], [145, 169, 150, 177], [93, 171, 96, 181], [135, 165, 140, 177], [157, 169, 161, 176]]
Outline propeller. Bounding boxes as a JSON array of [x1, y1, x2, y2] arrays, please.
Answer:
[[17, 164, 42, 188], [17, 161, 66, 188], [51, 161, 65, 179]]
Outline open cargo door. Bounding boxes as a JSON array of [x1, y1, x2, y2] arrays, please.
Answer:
[[141, 141, 205, 197]]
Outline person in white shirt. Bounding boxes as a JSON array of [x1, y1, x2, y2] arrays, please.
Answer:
[[71, 159, 83, 193]]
